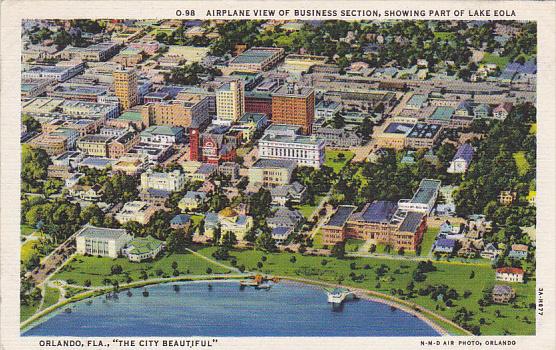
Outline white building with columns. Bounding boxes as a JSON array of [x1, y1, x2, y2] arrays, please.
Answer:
[[258, 124, 325, 168]]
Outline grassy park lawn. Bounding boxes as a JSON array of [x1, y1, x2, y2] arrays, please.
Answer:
[[21, 302, 40, 322], [53, 252, 231, 287], [21, 237, 41, 265], [513, 151, 530, 176], [481, 53, 510, 70], [345, 239, 365, 253], [42, 286, 61, 310], [294, 195, 325, 219], [195, 246, 535, 335], [312, 229, 324, 249], [420, 227, 439, 256], [324, 150, 355, 173], [21, 224, 36, 236]]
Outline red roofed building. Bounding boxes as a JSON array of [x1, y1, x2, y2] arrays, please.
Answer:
[[493, 102, 513, 120], [495, 267, 524, 283]]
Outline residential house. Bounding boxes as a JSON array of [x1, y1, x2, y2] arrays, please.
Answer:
[[495, 267, 524, 283], [508, 244, 529, 259], [271, 226, 293, 244], [68, 183, 104, 202], [491, 285, 516, 304], [203, 207, 254, 241], [170, 214, 192, 230], [492, 102, 513, 120], [270, 181, 307, 205], [267, 207, 304, 230], [473, 103, 491, 119], [433, 238, 456, 254], [139, 188, 171, 207], [178, 191, 207, 212], [447, 143, 474, 174], [481, 242, 502, 260], [498, 191, 517, 205]]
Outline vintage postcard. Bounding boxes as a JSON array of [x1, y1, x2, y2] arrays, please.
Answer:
[[1, 1, 555, 349]]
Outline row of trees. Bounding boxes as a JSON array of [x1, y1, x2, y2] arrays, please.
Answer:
[[453, 103, 536, 226]]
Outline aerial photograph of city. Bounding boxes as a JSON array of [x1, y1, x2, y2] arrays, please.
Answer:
[[19, 19, 537, 337]]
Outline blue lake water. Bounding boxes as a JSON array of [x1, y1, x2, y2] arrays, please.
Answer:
[[23, 281, 440, 337]]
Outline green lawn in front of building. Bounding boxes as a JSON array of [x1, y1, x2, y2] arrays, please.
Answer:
[[194, 246, 535, 335], [312, 229, 324, 249], [420, 227, 440, 256], [294, 195, 325, 220], [324, 150, 355, 173], [53, 251, 231, 287], [345, 239, 365, 253], [481, 53, 511, 70]]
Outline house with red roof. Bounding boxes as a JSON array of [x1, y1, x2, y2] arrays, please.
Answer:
[[495, 267, 524, 283]]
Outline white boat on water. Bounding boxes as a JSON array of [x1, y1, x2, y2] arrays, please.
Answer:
[[326, 288, 355, 304]]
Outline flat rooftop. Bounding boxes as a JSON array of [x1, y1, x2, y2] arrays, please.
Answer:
[[411, 179, 442, 204], [429, 106, 455, 121], [230, 47, 283, 65], [77, 226, 128, 240], [260, 133, 323, 146], [252, 158, 297, 169], [384, 122, 414, 135], [398, 211, 425, 233], [353, 201, 398, 224], [325, 205, 357, 228], [407, 123, 441, 139]]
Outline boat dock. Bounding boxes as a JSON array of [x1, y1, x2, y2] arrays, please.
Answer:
[[326, 288, 356, 304]]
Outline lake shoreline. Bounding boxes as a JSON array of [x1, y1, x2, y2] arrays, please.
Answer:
[[22, 274, 459, 336]]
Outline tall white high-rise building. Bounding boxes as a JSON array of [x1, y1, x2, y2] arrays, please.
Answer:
[[215, 81, 244, 125]]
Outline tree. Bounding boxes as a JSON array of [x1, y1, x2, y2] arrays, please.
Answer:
[[21, 145, 50, 191], [212, 246, 230, 260], [255, 230, 277, 252], [212, 224, 222, 245], [111, 264, 123, 275], [22, 114, 41, 133], [243, 227, 257, 243], [221, 231, 237, 248], [357, 116, 373, 141], [331, 242, 346, 259], [80, 204, 105, 226], [166, 229, 188, 253], [332, 113, 345, 129]]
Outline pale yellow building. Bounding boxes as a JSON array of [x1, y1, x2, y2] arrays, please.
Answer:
[[76, 134, 113, 157], [113, 68, 139, 110], [248, 158, 296, 186], [216, 81, 244, 123]]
